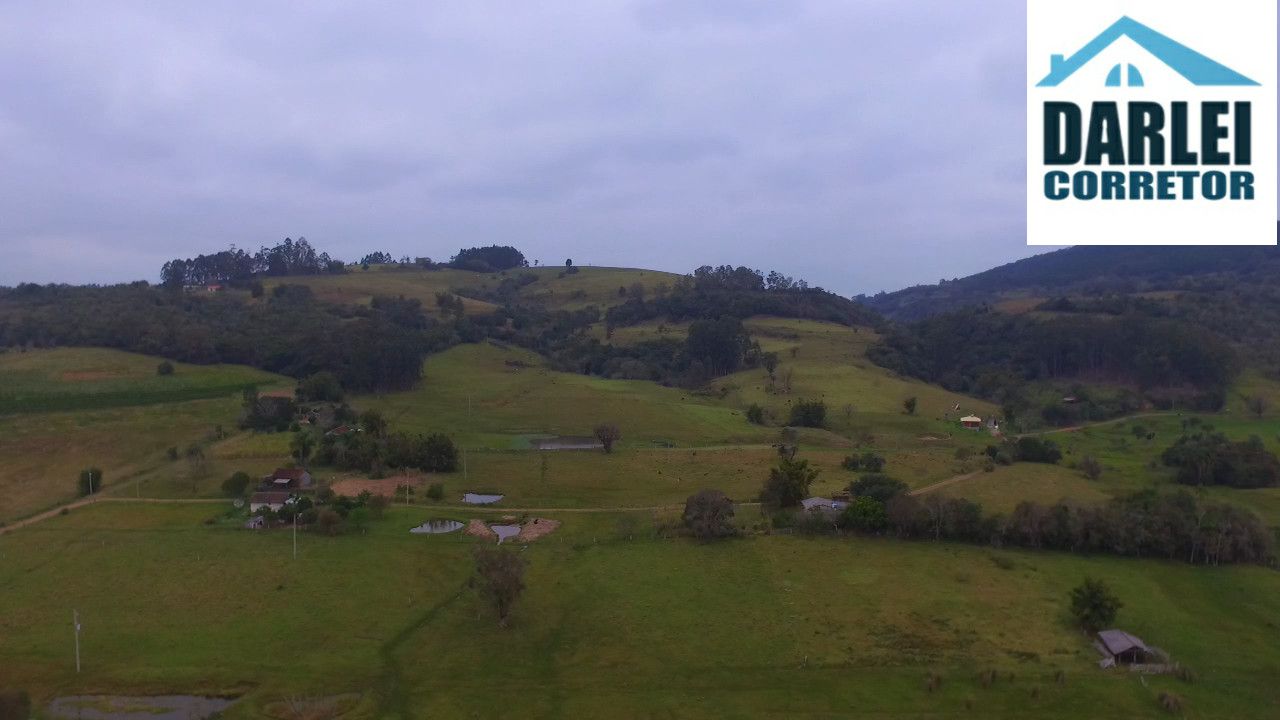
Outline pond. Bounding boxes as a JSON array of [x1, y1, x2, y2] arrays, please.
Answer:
[[47, 695, 238, 720], [491, 524, 521, 543], [409, 519, 465, 534]]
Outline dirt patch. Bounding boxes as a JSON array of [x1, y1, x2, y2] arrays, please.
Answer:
[[518, 517, 561, 542], [329, 476, 424, 498], [59, 371, 127, 382], [464, 519, 496, 539]]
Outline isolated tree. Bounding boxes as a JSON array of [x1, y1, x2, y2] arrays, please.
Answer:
[[156, 361, 175, 376], [594, 423, 621, 453], [77, 467, 103, 497], [185, 443, 207, 480], [1079, 455, 1103, 481], [746, 403, 765, 425], [565, 258, 573, 267], [348, 507, 371, 534], [315, 508, 343, 536], [1069, 577, 1123, 633], [762, 352, 779, 379], [290, 431, 316, 468], [903, 396, 918, 415], [473, 547, 527, 627], [761, 456, 819, 508], [683, 489, 737, 540], [221, 471, 252, 498]]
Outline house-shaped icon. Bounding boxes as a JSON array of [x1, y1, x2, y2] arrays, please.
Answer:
[[1037, 16, 1258, 87]]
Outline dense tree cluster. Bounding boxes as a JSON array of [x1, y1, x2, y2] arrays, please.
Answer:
[[605, 265, 883, 330], [818, 485, 1273, 566], [315, 425, 459, 475], [160, 237, 345, 288], [1161, 431, 1280, 488], [869, 307, 1236, 417], [449, 245, 527, 272], [0, 284, 454, 393]]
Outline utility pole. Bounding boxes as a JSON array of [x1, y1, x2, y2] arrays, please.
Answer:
[[293, 511, 298, 560], [73, 610, 81, 673], [464, 448, 468, 483]]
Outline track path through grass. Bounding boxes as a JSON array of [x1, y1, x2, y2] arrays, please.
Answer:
[[909, 471, 982, 497], [0, 496, 227, 535]]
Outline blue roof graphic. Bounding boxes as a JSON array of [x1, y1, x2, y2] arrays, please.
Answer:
[[1036, 16, 1259, 87]]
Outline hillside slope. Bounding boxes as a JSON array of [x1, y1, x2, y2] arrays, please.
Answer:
[[866, 227, 1280, 321]]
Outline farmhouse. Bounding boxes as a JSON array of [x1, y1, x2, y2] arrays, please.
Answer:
[[249, 491, 292, 512], [1096, 629, 1155, 665], [262, 467, 313, 490], [960, 415, 982, 430]]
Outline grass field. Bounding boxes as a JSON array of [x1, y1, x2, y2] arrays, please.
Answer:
[[2, 502, 1278, 718], [357, 341, 777, 449], [5, 309, 1280, 718], [0, 348, 286, 414]]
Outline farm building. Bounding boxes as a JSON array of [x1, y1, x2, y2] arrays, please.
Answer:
[[249, 491, 292, 512], [1096, 629, 1155, 665], [262, 467, 313, 490], [960, 415, 982, 430]]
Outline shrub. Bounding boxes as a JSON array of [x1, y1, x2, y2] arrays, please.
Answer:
[[683, 489, 737, 540], [315, 508, 344, 536], [426, 482, 445, 501], [221, 471, 252, 498], [839, 497, 888, 532], [1157, 692, 1185, 714], [156, 360, 174, 376], [1014, 437, 1062, 464], [0, 690, 31, 720], [849, 473, 908, 503], [745, 403, 765, 425], [1079, 455, 1103, 480], [788, 399, 827, 428], [903, 396, 918, 415]]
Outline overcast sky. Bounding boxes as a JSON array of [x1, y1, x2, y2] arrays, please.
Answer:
[[2, 1, 1044, 294]]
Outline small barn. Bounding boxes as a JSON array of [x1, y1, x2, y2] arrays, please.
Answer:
[[263, 467, 313, 490], [960, 415, 982, 430], [1096, 629, 1155, 665], [249, 491, 292, 513]]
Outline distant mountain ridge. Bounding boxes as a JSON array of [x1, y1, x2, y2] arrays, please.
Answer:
[[865, 225, 1280, 321]]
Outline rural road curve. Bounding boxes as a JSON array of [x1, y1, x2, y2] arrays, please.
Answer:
[[909, 472, 982, 497]]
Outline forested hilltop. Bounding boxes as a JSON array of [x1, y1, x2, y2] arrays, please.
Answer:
[[0, 239, 879, 393]]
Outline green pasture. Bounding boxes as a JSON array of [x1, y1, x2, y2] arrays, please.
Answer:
[[2, 502, 1278, 718], [0, 348, 285, 414]]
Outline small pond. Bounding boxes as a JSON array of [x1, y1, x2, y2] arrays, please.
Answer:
[[463, 493, 504, 505], [47, 695, 237, 720], [491, 524, 521, 543], [409, 519, 465, 534]]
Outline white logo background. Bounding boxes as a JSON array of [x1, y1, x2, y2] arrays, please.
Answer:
[[1027, 0, 1276, 245]]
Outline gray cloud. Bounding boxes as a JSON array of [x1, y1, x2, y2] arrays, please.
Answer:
[[1, 1, 1055, 293]]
